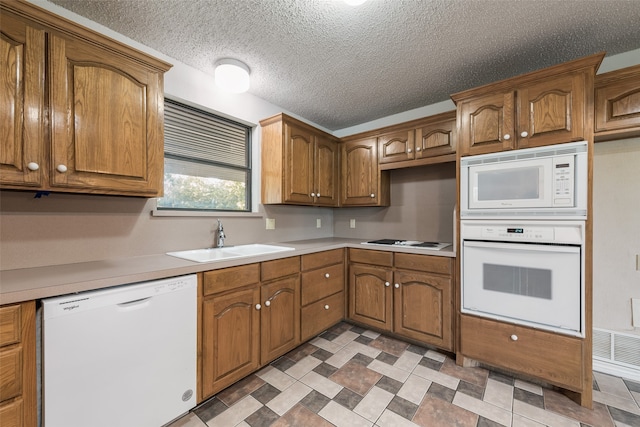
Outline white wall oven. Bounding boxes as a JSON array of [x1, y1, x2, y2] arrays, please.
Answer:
[[460, 220, 585, 337], [460, 141, 587, 219]]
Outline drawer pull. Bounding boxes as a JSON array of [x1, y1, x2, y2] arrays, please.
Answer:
[[255, 304, 261, 310], [520, 131, 529, 138], [394, 283, 400, 289], [325, 273, 330, 278], [324, 304, 329, 310], [385, 281, 390, 287], [27, 162, 40, 171], [510, 334, 518, 341]]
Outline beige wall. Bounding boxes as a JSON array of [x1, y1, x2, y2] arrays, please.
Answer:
[[593, 138, 640, 334], [0, 191, 333, 270], [334, 162, 457, 244]]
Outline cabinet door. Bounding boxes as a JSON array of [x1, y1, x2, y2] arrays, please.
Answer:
[[314, 135, 339, 206], [393, 270, 452, 350], [341, 137, 388, 206], [0, 14, 45, 188], [348, 264, 392, 331], [202, 287, 260, 398], [378, 130, 415, 164], [48, 33, 164, 196], [517, 73, 585, 149], [284, 122, 315, 204], [415, 117, 456, 158], [260, 276, 300, 364], [458, 91, 516, 156], [595, 66, 640, 140]]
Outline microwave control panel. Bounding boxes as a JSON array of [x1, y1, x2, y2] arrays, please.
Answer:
[[552, 155, 575, 206]]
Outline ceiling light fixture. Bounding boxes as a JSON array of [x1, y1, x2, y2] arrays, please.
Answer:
[[214, 58, 251, 93], [343, 0, 368, 5]]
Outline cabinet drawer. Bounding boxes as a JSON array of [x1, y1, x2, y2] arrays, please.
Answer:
[[301, 292, 344, 341], [261, 256, 300, 282], [394, 253, 452, 275], [301, 249, 344, 271], [0, 305, 21, 347], [349, 248, 393, 267], [0, 346, 22, 402], [0, 398, 23, 427], [460, 315, 583, 390], [301, 263, 344, 305], [203, 264, 260, 296]]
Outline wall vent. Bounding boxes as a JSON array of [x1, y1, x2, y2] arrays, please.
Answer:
[[593, 328, 640, 373]]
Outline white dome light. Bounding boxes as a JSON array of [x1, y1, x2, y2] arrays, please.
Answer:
[[214, 59, 251, 93]]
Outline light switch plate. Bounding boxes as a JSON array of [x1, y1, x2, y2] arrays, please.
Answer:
[[633, 298, 640, 327], [350, 219, 356, 229], [316, 218, 322, 228], [266, 218, 275, 230]]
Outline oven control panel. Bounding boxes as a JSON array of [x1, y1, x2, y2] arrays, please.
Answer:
[[480, 226, 554, 241]]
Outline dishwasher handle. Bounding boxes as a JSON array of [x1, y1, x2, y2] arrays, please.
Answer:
[[117, 297, 152, 310]]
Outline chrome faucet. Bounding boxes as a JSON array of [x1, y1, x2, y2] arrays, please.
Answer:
[[216, 219, 226, 248]]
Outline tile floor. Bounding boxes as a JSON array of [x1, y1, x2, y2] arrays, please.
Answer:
[[168, 322, 640, 427]]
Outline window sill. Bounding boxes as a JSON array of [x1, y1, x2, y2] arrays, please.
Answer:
[[151, 209, 263, 218]]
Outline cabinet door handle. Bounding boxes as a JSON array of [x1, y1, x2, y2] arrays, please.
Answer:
[[316, 192, 321, 197], [503, 134, 511, 140], [264, 300, 271, 307], [27, 162, 40, 171], [56, 164, 68, 173], [370, 193, 375, 198], [324, 304, 330, 310], [325, 273, 330, 278], [520, 131, 528, 138], [394, 283, 400, 289], [385, 281, 390, 287], [255, 304, 261, 310], [311, 192, 316, 197], [510, 334, 518, 341], [416, 147, 421, 151], [407, 148, 412, 153]]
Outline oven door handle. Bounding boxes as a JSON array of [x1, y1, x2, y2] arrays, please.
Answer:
[[462, 240, 580, 254]]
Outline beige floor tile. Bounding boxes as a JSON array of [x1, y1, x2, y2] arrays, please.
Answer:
[[394, 350, 422, 372], [595, 371, 636, 400], [452, 391, 512, 426], [513, 400, 581, 427], [256, 365, 296, 391], [594, 390, 640, 415], [412, 363, 460, 390], [368, 359, 411, 383], [511, 413, 546, 427], [425, 349, 447, 362], [326, 346, 359, 368], [319, 400, 373, 427], [354, 386, 395, 422], [514, 379, 543, 396], [284, 354, 322, 379], [266, 381, 312, 416], [397, 374, 432, 405], [345, 339, 383, 359], [299, 370, 343, 399], [206, 395, 262, 427], [333, 330, 361, 346], [310, 336, 344, 354], [362, 330, 380, 339], [483, 378, 514, 411], [376, 409, 421, 427]]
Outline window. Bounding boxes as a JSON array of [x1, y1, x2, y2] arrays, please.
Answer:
[[158, 99, 252, 212]]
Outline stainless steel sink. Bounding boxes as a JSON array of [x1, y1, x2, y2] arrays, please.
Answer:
[[167, 244, 295, 263]]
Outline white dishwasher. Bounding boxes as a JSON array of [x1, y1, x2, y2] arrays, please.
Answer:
[[42, 274, 197, 427]]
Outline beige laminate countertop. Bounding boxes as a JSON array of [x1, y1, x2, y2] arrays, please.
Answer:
[[0, 238, 455, 305]]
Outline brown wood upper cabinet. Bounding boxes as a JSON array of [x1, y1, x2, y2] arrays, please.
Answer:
[[453, 53, 604, 156], [594, 64, 640, 142], [261, 113, 340, 206], [340, 137, 390, 206], [378, 111, 457, 168], [0, 2, 172, 196]]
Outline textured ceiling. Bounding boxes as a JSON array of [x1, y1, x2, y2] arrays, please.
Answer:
[[48, 0, 640, 131]]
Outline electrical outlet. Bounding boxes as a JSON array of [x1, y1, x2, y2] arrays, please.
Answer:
[[265, 218, 276, 230], [350, 219, 356, 229], [316, 218, 322, 228]]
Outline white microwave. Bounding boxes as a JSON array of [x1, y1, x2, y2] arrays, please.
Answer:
[[460, 141, 588, 219]]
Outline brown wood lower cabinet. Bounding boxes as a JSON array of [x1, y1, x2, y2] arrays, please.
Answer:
[[459, 315, 584, 392], [300, 249, 345, 341], [348, 249, 454, 351], [0, 301, 36, 427], [200, 257, 302, 400]]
